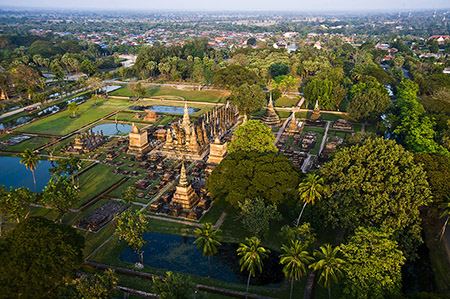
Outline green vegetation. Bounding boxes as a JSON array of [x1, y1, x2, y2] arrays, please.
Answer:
[[16, 98, 130, 135], [110, 85, 229, 103]]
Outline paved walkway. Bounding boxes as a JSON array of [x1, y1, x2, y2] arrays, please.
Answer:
[[318, 121, 331, 156]]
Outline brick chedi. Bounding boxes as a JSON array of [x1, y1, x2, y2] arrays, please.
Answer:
[[285, 109, 303, 134], [172, 162, 200, 210], [260, 93, 281, 127], [127, 123, 150, 155], [206, 137, 227, 175]]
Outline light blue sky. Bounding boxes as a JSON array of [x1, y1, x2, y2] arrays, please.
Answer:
[[0, 0, 449, 11]]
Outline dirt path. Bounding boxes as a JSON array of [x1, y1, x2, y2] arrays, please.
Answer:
[[275, 97, 305, 144], [318, 121, 331, 156]]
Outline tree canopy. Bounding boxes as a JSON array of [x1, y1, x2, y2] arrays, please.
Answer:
[[228, 120, 277, 154], [207, 151, 299, 208], [347, 80, 392, 121], [0, 217, 84, 298], [320, 138, 432, 257], [213, 65, 259, 88], [340, 227, 405, 299], [228, 84, 266, 117]]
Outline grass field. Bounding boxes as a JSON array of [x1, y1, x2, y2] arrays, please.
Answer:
[[124, 98, 214, 118], [4, 136, 52, 152], [16, 98, 131, 136], [77, 163, 123, 207], [275, 96, 300, 107], [110, 86, 230, 103]]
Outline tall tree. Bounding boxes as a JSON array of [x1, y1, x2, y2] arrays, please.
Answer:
[[228, 120, 277, 154], [115, 209, 149, 266], [68, 102, 79, 118], [237, 197, 281, 239], [42, 176, 79, 222], [122, 186, 137, 205], [296, 173, 326, 226], [0, 186, 32, 236], [320, 138, 432, 257], [207, 151, 299, 208], [229, 84, 266, 118], [309, 244, 345, 299], [20, 148, 40, 194], [347, 80, 392, 121], [280, 240, 314, 299], [340, 227, 405, 299], [0, 217, 84, 298], [193, 222, 222, 278], [152, 271, 196, 299], [237, 237, 270, 299]]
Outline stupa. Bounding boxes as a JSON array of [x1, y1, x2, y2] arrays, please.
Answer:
[[306, 100, 325, 127], [127, 123, 151, 155], [260, 93, 281, 127], [285, 108, 303, 134], [205, 137, 228, 175], [171, 162, 200, 210]]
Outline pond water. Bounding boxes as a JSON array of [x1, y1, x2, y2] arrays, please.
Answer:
[[0, 93, 92, 130], [120, 232, 284, 285], [130, 105, 200, 115], [100, 85, 121, 93], [90, 123, 132, 135], [0, 156, 53, 191]]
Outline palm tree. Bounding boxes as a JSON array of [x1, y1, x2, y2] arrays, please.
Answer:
[[237, 237, 270, 299], [309, 244, 345, 299], [194, 222, 222, 278], [20, 148, 40, 194], [296, 173, 326, 226], [280, 240, 314, 299], [439, 196, 450, 240]]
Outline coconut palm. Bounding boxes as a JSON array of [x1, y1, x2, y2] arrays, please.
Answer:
[[439, 196, 450, 241], [309, 244, 345, 299], [194, 222, 222, 278], [296, 173, 326, 226], [280, 240, 314, 299], [237, 237, 270, 299], [20, 148, 40, 194]]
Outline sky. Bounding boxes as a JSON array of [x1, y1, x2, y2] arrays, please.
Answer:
[[0, 0, 449, 11]]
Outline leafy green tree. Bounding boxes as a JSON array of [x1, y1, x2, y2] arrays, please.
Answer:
[[280, 240, 314, 299], [228, 120, 277, 154], [303, 78, 335, 109], [152, 271, 196, 299], [49, 155, 81, 187], [273, 75, 299, 96], [122, 185, 137, 205], [115, 209, 149, 266], [320, 138, 432, 257], [229, 84, 265, 118], [207, 151, 299, 208], [347, 80, 392, 121], [280, 223, 317, 250], [213, 65, 259, 88], [340, 227, 405, 299], [0, 217, 84, 298], [247, 37, 257, 46], [81, 59, 96, 76], [20, 148, 40, 194], [269, 63, 289, 78], [11, 64, 40, 101], [309, 244, 345, 299], [194, 222, 222, 278], [68, 102, 79, 118], [42, 176, 80, 222], [237, 197, 282, 239], [62, 269, 118, 299], [237, 237, 270, 299], [296, 173, 326, 226], [0, 186, 32, 236]]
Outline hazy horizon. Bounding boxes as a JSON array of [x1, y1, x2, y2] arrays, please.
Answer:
[[0, 0, 449, 12]]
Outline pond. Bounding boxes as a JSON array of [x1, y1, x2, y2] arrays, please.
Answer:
[[0, 156, 53, 191], [120, 232, 284, 285], [100, 85, 121, 93], [90, 123, 132, 135], [0, 93, 92, 130], [130, 105, 200, 115]]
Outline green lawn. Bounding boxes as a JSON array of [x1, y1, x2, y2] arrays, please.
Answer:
[[275, 96, 300, 108], [110, 86, 230, 103], [4, 136, 52, 152], [77, 163, 124, 207], [124, 99, 213, 118], [16, 98, 131, 136]]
